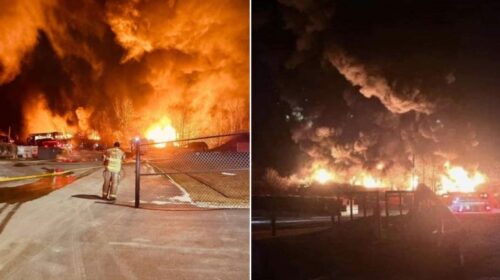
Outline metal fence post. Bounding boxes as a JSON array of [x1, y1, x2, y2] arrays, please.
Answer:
[[385, 192, 389, 218], [135, 143, 141, 208], [363, 192, 367, 218], [331, 198, 336, 228], [271, 197, 276, 237], [399, 192, 403, 216], [337, 196, 341, 224], [349, 194, 354, 221], [376, 191, 381, 238]]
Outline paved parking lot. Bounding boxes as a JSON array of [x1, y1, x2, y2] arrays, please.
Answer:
[[0, 161, 249, 279]]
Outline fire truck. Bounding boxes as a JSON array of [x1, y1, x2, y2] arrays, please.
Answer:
[[442, 192, 492, 213]]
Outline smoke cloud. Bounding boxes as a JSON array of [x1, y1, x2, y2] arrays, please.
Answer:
[[268, 0, 483, 188], [0, 0, 249, 143], [326, 49, 435, 114], [0, 0, 54, 84]]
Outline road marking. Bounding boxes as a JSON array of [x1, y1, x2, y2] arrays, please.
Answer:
[[144, 162, 194, 204], [0, 166, 102, 182]]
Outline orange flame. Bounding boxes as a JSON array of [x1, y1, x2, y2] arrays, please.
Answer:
[[88, 130, 101, 141], [305, 159, 486, 193], [306, 163, 422, 190], [312, 168, 334, 184], [439, 161, 486, 194], [145, 117, 177, 148], [23, 95, 76, 137], [351, 173, 385, 189], [23, 96, 106, 142], [408, 175, 419, 190]]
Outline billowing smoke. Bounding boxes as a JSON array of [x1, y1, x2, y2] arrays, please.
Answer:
[[0, 0, 54, 84], [265, 0, 484, 189], [0, 0, 249, 143], [326, 49, 435, 115]]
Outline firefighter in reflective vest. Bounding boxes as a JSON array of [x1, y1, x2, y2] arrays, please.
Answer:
[[102, 141, 125, 201]]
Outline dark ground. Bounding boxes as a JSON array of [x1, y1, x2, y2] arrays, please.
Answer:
[[253, 213, 500, 280]]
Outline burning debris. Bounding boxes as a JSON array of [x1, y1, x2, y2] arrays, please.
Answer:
[[22, 95, 101, 141], [0, 0, 249, 144], [145, 117, 177, 148], [267, 159, 486, 195], [439, 161, 486, 194], [312, 168, 332, 184]]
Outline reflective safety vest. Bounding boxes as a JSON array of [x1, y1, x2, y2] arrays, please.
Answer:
[[105, 147, 125, 173]]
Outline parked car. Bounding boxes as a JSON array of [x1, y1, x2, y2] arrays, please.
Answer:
[[186, 141, 208, 152]]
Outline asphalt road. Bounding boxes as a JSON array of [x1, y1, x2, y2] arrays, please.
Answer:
[[0, 158, 249, 279]]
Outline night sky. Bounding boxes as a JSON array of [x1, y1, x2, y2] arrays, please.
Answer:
[[252, 0, 500, 182]]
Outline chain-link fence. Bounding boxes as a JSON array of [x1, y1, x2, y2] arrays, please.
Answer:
[[134, 133, 249, 208], [253, 185, 463, 240], [253, 188, 417, 237]]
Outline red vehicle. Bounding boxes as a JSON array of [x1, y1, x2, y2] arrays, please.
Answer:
[[27, 132, 72, 150], [38, 139, 71, 149]]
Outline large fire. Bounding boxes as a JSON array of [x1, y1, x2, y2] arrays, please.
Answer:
[[313, 168, 334, 184], [23, 96, 101, 141], [308, 161, 485, 193], [145, 117, 177, 148], [438, 161, 486, 194], [351, 173, 384, 189], [2, 1, 249, 145], [88, 130, 101, 141], [23, 96, 75, 136], [309, 167, 391, 189]]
